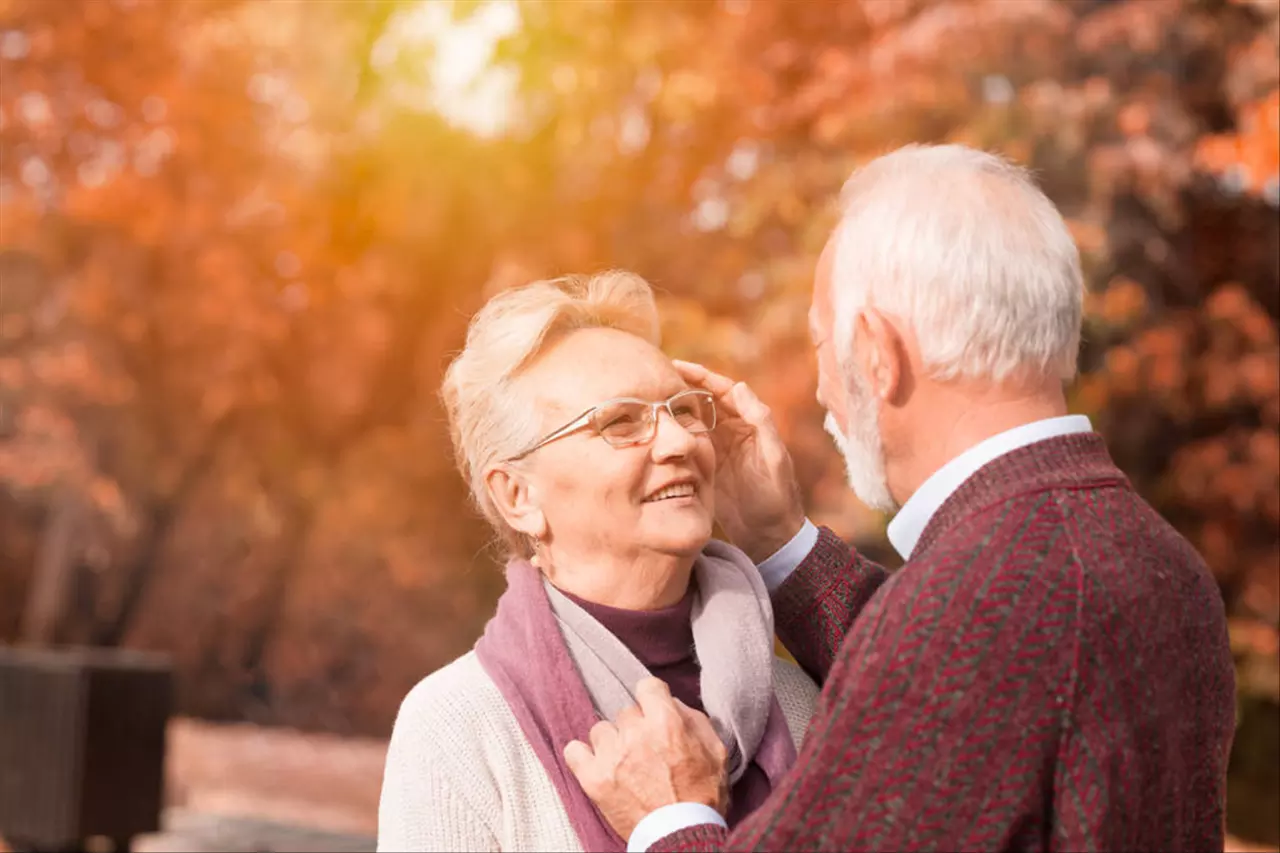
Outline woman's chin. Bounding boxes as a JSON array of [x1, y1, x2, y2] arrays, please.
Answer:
[[645, 519, 714, 556]]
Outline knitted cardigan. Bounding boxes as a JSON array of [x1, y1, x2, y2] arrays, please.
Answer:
[[654, 433, 1237, 852], [376, 651, 819, 851]]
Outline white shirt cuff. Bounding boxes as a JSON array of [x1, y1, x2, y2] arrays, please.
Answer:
[[627, 803, 727, 852], [756, 518, 819, 592]]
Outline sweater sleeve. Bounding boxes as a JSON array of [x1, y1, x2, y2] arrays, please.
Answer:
[[377, 692, 501, 852], [771, 525, 889, 684], [650, 542, 1077, 852]]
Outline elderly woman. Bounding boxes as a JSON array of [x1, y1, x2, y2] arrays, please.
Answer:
[[376, 271, 819, 852]]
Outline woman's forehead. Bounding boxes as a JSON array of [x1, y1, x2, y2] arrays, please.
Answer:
[[526, 328, 685, 414]]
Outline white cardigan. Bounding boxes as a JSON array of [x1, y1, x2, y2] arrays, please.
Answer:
[[376, 650, 820, 852]]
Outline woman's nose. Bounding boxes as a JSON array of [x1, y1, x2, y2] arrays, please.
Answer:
[[650, 408, 697, 459]]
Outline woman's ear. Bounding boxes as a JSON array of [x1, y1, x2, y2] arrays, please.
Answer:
[[853, 307, 905, 404], [485, 464, 548, 541]]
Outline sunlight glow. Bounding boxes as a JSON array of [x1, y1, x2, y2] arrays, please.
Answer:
[[381, 0, 520, 138]]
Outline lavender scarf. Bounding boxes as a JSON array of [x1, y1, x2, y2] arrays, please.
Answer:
[[475, 540, 798, 852]]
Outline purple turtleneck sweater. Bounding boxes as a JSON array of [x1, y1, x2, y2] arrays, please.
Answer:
[[560, 583, 774, 827]]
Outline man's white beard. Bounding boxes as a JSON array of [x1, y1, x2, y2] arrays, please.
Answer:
[[823, 369, 897, 514]]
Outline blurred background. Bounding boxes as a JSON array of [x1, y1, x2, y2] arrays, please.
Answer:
[[0, 0, 1276, 850]]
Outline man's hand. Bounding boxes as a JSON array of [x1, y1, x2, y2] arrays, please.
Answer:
[[564, 678, 730, 841], [674, 360, 806, 562]]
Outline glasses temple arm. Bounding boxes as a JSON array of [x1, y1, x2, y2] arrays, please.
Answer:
[[507, 410, 595, 461]]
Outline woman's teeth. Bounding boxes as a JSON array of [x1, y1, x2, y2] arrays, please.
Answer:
[[646, 483, 695, 502]]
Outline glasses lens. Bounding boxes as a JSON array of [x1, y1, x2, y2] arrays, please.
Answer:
[[592, 400, 652, 444], [670, 390, 715, 431]]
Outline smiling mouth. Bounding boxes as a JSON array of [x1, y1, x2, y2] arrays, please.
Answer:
[[644, 483, 698, 502]]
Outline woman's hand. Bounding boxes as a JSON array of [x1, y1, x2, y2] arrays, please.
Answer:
[[673, 360, 806, 563], [564, 678, 729, 841]]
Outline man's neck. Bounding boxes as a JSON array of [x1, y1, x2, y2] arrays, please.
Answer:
[[891, 381, 1069, 504]]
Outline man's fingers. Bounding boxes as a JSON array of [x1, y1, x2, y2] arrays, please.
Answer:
[[634, 677, 682, 727], [672, 360, 735, 394], [673, 360, 741, 409], [692, 713, 730, 762], [563, 738, 594, 777], [616, 704, 643, 729], [589, 719, 619, 752], [730, 380, 774, 427], [672, 698, 725, 747], [634, 676, 673, 705], [674, 359, 772, 428], [671, 695, 704, 724]]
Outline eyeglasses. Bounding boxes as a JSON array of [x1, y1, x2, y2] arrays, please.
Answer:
[[507, 389, 716, 461]]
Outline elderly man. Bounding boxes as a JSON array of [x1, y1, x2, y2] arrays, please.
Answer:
[[563, 145, 1237, 852]]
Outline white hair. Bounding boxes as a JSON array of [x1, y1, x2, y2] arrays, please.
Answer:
[[830, 144, 1084, 386], [440, 271, 661, 557]]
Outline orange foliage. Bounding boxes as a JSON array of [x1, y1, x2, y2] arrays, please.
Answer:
[[0, 1, 1275, 768]]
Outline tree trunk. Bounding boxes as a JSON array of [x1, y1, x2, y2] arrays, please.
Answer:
[[92, 412, 237, 648], [19, 488, 83, 646]]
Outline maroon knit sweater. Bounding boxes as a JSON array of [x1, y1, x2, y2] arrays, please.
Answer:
[[654, 433, 1236, 852], [564, 585, 776, 827]]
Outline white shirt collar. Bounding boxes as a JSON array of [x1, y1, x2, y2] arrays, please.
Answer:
[[886, 414, 1094, 560]]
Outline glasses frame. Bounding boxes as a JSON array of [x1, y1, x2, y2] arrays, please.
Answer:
[[506, 388, 716, 462]]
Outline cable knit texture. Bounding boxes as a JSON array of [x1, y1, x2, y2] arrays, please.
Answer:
[[376, 652, 818, 852], [652, 433, 1237, 852]]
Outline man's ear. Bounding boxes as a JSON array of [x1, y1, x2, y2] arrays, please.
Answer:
[[853, 307, 905, 404], [485, 464, 547, 541]]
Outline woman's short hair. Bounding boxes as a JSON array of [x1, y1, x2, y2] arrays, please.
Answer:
[[441, 270, 661, 557]]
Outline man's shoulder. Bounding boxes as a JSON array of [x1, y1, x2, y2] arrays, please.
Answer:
[[918, 477, 1138, 565], [911, 479, 1215, 613], [909, 489, 1075, 571], [886, 492, 1088, 617]]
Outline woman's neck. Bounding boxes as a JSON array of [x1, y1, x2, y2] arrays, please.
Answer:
[[537, 547, 695, 610], [558, 582, 697, 669]]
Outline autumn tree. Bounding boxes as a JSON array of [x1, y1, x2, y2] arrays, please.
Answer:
[[1, 12, 1275, 836], [0, 0, 508, 730]]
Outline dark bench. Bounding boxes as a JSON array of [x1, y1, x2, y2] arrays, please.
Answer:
[[0, 646, 172, 853]]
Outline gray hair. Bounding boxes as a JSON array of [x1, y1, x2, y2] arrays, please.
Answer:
[[831, 144, 1084, 386]]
